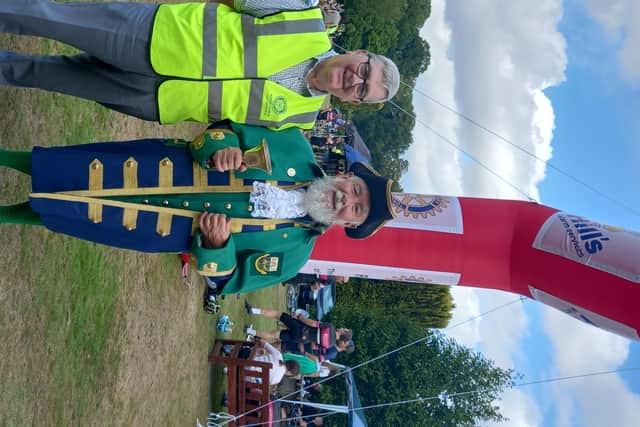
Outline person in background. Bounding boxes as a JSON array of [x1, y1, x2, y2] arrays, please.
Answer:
[[251, 337, 301, 385], [244, 304, 354, 360]]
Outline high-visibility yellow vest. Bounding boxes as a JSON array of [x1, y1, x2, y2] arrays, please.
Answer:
[[150, 3, 332, 129]]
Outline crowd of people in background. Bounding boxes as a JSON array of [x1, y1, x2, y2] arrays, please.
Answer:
[[320, 0, 345, 37], [303, 107, 353, 175], [223, 300, 354, 426], [216, 1, 364, 425]]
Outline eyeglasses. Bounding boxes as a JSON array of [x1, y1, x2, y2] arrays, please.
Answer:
[[355, 54, 371, 102]]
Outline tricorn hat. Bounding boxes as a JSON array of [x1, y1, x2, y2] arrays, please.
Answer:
[[346, 162, 395, 239]]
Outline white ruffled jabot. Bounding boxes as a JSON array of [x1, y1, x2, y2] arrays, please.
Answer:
[[249, 181, 307, 219]]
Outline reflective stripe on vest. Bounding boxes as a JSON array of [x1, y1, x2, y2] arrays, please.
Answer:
[[208, 79, 325, 128], [157, 79, 324, 129], [151, 4, 330, 79], [243, 80, 322, 128], [201, 5, 327, 79], [152, 4, 330, 128]]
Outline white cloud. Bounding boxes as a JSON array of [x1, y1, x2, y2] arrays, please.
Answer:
[[447, 288, 528, 369], [402, 0, 462, 196], [448, 289, 640, 427], [403, 0, 565, 201], [445, 287, 482, 347], [409, 1, 568, 425], [543, 306, 630, 373], [490, 388, 542, 427], [542, 306, 640, 427], [404, 1, 640, 426], [582, 0, 640, 83], [445, 288, 537, 427]]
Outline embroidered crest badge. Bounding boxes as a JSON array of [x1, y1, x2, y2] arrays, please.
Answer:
[[253, 253, 283, 276], [271, 96, 287, 115], [209, 131, 225, 141]]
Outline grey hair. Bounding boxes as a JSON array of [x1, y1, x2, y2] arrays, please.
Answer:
[[368, 53, 400, 103]]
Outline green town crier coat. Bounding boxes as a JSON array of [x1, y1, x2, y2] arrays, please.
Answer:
[[29, 123, 326, 295]]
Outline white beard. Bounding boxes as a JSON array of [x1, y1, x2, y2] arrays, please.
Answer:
[[303, 176, 347, 226]]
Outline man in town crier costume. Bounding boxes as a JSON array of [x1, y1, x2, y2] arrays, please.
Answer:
[[0, 122, 395, 295]]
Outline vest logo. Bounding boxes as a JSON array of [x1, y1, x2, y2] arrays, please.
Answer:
[[253, 252, 283, 276], [271, 96, 288, 116]]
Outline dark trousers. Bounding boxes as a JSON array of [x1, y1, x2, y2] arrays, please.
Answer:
[[0, 1, 162, 121]]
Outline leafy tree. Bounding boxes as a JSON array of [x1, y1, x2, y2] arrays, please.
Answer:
[[320, 306, 515, 426], [307, 4, 517, 425], [332, 99, 384, 113], [331, 0, 432, 182], [337, 279, 454, 329]]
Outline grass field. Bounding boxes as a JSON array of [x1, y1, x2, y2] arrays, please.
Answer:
[[0, 6, 285, 426]]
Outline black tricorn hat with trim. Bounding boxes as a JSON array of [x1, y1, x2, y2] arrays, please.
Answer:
[[346, 162, 395, 239]]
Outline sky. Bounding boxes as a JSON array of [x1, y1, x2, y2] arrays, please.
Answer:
[[402, 0, 640, 426]]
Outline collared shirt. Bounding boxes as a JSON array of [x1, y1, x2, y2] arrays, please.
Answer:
[[234, 0, 337, 96], [234, 0, 319, 17], [268, 50, 337, 97]]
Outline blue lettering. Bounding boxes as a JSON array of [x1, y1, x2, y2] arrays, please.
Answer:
[[580, 232, 603, 240], [585, 240, 603, 254], [577, 227, 599, 234]]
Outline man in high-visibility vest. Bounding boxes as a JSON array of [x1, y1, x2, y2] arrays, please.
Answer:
[[0, 0, 400, 130]]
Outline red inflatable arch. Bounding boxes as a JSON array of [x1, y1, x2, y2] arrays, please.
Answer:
[[304, 194, 640, 340]]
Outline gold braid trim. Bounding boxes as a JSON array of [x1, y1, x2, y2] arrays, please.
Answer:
[[88, 159, 103, 223], [158, 157, 174, 187], [123, 157, 139, 230], [29, 193, 314, 235], [57, 180, 313, 197]]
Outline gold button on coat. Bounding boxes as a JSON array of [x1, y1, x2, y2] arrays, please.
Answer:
[[182, 201, 189, 208], [162, 200, 169, 206], [287, 168, 296, 177], [224, 203, 232, 210], [203, 202, 211, 208]]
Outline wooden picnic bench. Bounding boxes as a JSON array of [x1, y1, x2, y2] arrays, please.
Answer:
[[209, 339, 273, 427]]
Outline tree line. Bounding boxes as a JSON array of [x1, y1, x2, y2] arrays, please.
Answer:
[[333, 0, 432, 184], [320, 302, 515, 426], [338, 278, 455, 329]]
